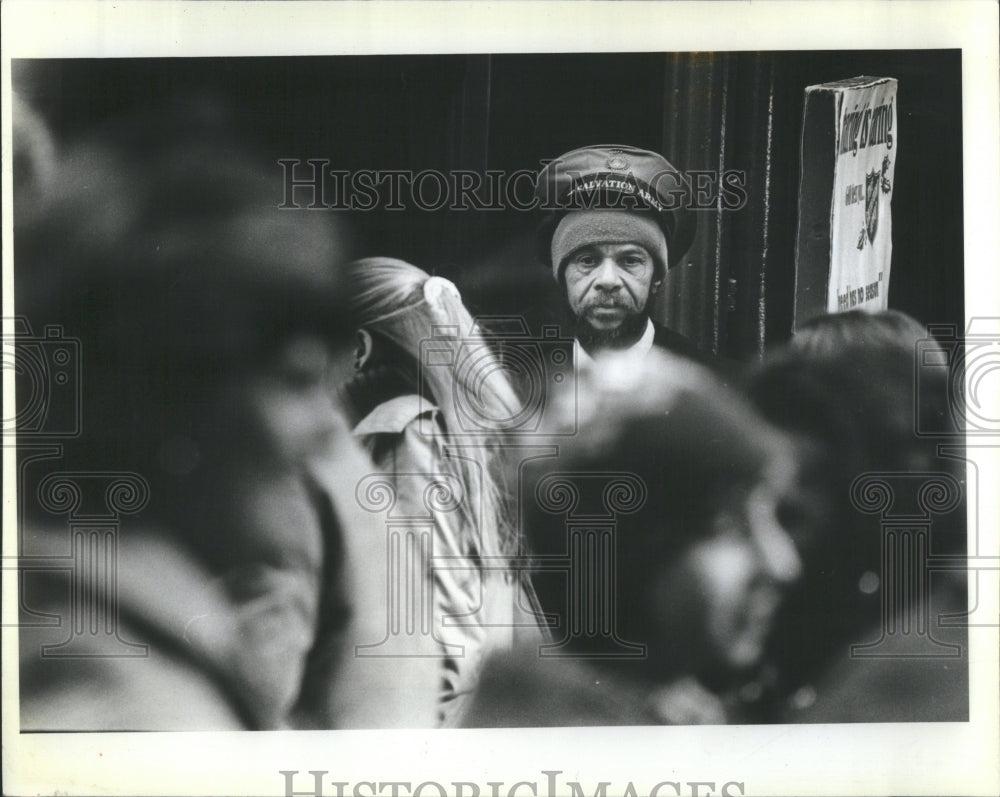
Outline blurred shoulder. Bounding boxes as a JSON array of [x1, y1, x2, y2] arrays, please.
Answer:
[[19, 527, 252, 730], [460, 647, 658, 727]]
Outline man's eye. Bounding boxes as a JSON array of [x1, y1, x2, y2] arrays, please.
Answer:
[[574, 256, 596, 267]]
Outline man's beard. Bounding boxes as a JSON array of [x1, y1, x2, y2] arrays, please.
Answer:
[[574, 308, 650, 354]]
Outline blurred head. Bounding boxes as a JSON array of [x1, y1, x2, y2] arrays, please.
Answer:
[[12, 91, 57, 229], [526, 353, 801, 682], [790, 308, 930, 358], [653, 451, 801, 673], [210, 334, 344, 474], [14, 100, 352, 517], [746, 310, 962, 680], [749, 310, 950, 551]]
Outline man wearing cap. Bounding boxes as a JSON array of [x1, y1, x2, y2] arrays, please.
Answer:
[[535, 144, 709, 370]]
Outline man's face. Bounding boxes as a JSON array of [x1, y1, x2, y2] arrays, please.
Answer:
[[563, 242, 656, 332]]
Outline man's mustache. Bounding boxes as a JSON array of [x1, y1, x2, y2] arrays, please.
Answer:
[[587, 296, 633, 309]]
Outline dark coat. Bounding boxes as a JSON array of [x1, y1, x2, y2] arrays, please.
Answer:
[[651, 320, 715, 366]]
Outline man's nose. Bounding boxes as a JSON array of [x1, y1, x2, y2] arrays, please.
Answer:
[[592, 256, 624, 291]]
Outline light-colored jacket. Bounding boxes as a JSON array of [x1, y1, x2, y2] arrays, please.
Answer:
[[18, 475, 324, 731], [354, 394, 543, 726]]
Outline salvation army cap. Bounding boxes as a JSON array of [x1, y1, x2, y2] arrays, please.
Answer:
[[534, 144, 697, 278]]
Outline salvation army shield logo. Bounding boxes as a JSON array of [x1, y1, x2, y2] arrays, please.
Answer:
[[864, 168, 880, 244], [858, 156, 893, 250]]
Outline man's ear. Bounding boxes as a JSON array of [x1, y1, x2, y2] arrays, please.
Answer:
[[354, 328, 374, 371], [650, 278, 663, 295]]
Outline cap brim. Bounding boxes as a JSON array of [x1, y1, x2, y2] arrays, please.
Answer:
[[665, 206, 697, 269]]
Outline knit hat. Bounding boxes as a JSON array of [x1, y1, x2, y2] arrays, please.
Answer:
[[534, 144, 696, 278], [549, 209, 668, 282]]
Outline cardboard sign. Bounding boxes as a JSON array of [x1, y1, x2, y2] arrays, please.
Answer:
[[794, 76, 898, 328]]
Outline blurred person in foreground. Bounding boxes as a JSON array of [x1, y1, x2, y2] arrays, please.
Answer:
[[461, 352, 801, 725], [340, 257, 546, 726], [15, 102, 435, 729], [745, 309, 968, 722]]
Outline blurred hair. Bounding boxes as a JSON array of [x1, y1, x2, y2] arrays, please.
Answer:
[[343, 257, 523, 560], [745, 310, 963, 685], [750, 310, 947, 476], [790, 309, 931, 358], [14, 98, 351, 472], [12, 92, 58, 227], [17, 104, 351, 363], [524, 353, 790, 671]]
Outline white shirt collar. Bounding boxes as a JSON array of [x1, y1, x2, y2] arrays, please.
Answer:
[[574, 318, 655, 372]]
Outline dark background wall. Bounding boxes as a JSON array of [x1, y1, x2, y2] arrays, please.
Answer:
[[14, 50, 963, 360]]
